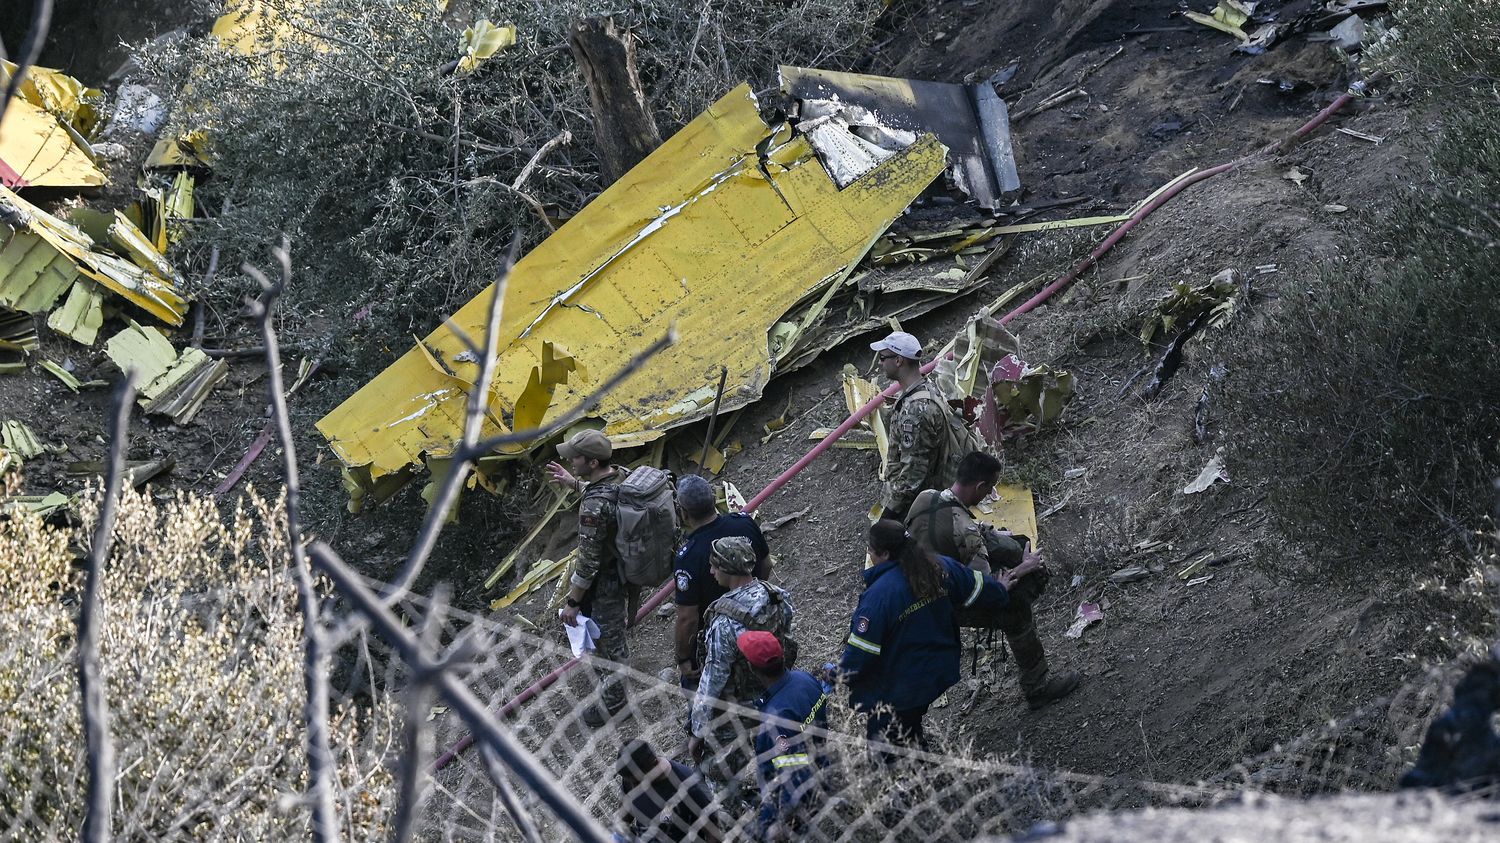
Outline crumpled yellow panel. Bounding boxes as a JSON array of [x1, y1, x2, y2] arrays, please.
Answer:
[[973, 485, 1040, 550], [0, 186, 188, 325], [317, 84, 948, 488], [0, 97, 106, 188], [0, 60, 104, 136], [457, 20, 517, 75]]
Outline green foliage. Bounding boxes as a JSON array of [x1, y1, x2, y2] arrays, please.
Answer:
[[1245, 0, 1500, 561], [133, 0, 883, 372]]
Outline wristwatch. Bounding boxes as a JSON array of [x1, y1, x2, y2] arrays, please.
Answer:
[[565, 597, 581, 608]]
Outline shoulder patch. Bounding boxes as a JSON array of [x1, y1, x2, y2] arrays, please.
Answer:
[[856, 616, 870, 633], [777, 734, 790, 751], [579, 512, 601, 528], [676, 571, 692, 592]]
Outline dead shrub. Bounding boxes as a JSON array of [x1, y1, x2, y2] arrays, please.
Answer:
[[0, 487, 398, 840]]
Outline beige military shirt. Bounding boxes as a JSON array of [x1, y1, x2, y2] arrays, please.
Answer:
[[906, 488, 992, 575], [881, 379, 949, 519]]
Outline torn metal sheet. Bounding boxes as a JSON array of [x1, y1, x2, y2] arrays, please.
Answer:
[[109, 210, 184, 286], [0, 96, 106, 189], [991, 363, 1075, 433], [1141, 270, 1239, 346], [0, 491, 71, 518], [934, 312, 1020, 403], [145, 131, 214, 170], [47, 279, 105, 345], [457, 20, 517, 75], [974, 484, 1040, 550], [318, 84, 947, 494], [781, 66, 1020, 209], [164, 172, 195, 244], [0, 60, 104, 137], [0, 186, 188, 326], [0, 308, 36, 374], [2, 418, 62, 459], [0, 230, 80, 313], [104, 323, 228, 423], [1185, 1, 1254, 41]]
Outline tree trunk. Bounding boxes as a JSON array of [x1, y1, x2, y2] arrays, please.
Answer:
[[568, 17, 662, 187]]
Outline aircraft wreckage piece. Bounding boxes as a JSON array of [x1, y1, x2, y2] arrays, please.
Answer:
[[780, 65, 1021, 209], [317, 84, 948, 497], [0, 186, 189, 327], [0, 60, 107, 189]]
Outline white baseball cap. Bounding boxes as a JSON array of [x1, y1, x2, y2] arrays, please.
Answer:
[[870, 331, 921, 360]]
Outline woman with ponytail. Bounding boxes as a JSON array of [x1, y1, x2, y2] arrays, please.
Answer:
[[833, 519, 1011, 752]]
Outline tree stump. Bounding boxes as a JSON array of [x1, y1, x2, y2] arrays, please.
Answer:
[[568, 16, 662, 187]]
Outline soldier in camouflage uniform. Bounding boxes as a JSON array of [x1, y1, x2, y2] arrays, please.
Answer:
[[546, 429, 639, 727], [871, 331, 951, 520], [906, 450, 1081, 710], [688, 537, 795, 782]]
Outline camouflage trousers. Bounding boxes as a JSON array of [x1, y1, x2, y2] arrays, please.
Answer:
[[582, 570, 640, 715], [956, 532, 1052, 695]]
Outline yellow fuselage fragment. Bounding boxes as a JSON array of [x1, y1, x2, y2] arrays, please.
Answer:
[[317, 84, 948, 488]]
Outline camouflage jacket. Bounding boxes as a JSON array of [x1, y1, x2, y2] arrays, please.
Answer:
[[690, 580, 794, 738], [906, 489, 992, 574], [881, 379, 949, 519], [569, 466, 629, 590]]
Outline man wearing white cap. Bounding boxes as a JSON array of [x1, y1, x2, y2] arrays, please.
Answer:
[[870, 330, 951, 520]]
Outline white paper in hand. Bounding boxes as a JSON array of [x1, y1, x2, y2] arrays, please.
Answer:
[[561, 611, 602, 656]]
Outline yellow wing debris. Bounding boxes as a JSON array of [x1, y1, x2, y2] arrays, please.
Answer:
[[318, 84, 948, 495]]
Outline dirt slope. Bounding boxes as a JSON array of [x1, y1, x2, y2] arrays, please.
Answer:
[[579, 0, 1465, 785]]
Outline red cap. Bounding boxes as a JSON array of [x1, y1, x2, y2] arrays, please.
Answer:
[[735, 630, 784, 670]]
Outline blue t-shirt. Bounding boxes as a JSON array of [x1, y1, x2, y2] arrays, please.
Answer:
[[673, 513, 770, 607]]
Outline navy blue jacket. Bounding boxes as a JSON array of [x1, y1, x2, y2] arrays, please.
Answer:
[[753, 670, 828, 837], [837, 555, 1008, 712]]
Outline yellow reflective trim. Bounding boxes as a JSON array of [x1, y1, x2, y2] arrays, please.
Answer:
[[964, 569, 984, 607], [802, 694, 827, 730], [772, 753, 810, 769], [848, 634, 881, 655]]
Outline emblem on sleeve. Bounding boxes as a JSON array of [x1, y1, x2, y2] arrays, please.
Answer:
[[856, 616, 870, 633]]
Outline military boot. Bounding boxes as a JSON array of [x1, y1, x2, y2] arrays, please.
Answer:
[[1023, 668, 1081, 710], [1010, 624, 1080, 710]]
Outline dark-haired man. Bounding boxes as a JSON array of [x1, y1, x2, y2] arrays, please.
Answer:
[[906, 450, 1080, 710], [673, 474, 771, 689]]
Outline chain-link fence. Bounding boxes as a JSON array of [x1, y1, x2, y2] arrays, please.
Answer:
[[1, 482, 1488, 840]]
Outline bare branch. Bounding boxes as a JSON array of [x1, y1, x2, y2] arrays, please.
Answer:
[[243, 242, 341, 843], [390, 586, 447, 843], [511, 130, 573, 192], [0, 0, 52, 124], [460, 176, 556, 231], [306, 541, 613, 843], [383, 232, 520, 602], [79, 370, 134, 843]]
